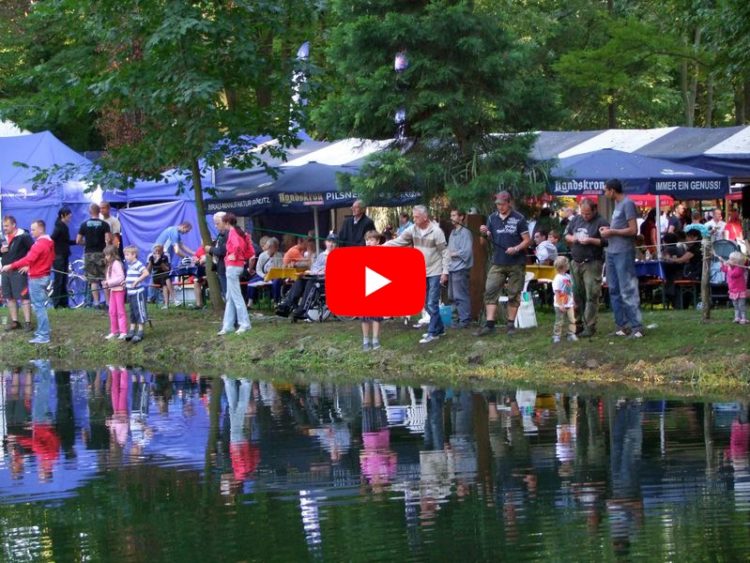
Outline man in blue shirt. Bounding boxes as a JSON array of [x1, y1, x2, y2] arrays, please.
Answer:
[[475, 191, 531, 336], [154, 222, 195, 264]]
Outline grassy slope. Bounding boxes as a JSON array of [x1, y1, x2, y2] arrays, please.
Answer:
[[0, 304, 747, 397]]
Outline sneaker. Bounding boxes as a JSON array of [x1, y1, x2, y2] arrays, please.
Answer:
[[734, 318, 741, 324], [580, 328, 595, 338], [371, 341, 381, 350], [421, 331, 446, 339], [236, 326, 251, 334], [28, 337, 50, 344], [629, 330, 644, 339], [217, 329, 228, 336], [362, 342, 371, 352], [473, 325, 496, 337], [131, 333, 143, 343], [160, 304, 168, 310], [552, 336, 561, 344], [4, 321, 20, 332], [117, 334, 127, 340], [740, 319, 749, 325], [614, 329, 629, 337], [506, 325, 516, 336], [567, 334, 579, 342], [24, 322, 33, 332], [104, 333, 117, 340], [419, 334, 439, 344], [125, 330, 135, 341]]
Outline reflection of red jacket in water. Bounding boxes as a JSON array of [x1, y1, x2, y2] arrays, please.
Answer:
[[17, 423, 60, 474], [728, 421, 750, 460], [230, 442, 260, 481]]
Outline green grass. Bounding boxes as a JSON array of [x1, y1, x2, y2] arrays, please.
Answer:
[[0, 304, 747, 397]]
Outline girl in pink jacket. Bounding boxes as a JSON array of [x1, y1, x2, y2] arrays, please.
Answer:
[[102, 245, 128, 339], [721, 251, 748, 324]]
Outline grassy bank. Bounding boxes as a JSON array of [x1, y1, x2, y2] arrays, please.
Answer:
[[0, 304, 747, 397]]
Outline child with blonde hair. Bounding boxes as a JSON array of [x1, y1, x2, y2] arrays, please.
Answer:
[[361, 230, 383, 351], [552, 255, 577, 343], [100, 245, 128, 340], [721, 251, 748, 324]]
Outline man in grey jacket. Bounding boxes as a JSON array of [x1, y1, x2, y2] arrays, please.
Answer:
[[386, 205, 450, 344], [448, 209, 473, 328]]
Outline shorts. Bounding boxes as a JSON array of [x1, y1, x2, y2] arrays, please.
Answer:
[[1, 270, 29, 300], [484, 264, 525, 307], [128, 292, 148, 324], [152, 272, 171, 288], [360, 317, 384, 323], [84, 252, 106, 282]]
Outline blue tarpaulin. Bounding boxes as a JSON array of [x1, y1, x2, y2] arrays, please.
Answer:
[[0, 131, 97, 241], [118, 200, 216, 260], [549, 149, 729, 200]]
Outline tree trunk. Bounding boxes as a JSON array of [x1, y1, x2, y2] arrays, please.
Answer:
[[705, 73, 713, 127], [191, 157, 224, 313]]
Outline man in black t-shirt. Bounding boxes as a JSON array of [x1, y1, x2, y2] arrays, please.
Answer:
[[76, 203, 111, 307]]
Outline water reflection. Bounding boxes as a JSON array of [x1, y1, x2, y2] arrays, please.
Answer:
[[1, 365, 750, 560]]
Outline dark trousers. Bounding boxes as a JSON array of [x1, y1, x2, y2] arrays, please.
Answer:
[[51, 256, 69, 308]]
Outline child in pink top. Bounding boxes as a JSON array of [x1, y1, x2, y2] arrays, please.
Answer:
[[721, 251, 748, 324], [101, 245, 128, 339]]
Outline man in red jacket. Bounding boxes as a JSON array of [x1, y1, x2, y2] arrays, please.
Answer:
[[1, 219, 55, 344]]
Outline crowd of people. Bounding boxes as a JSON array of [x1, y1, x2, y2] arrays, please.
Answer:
[[0, 180, 746, 347]]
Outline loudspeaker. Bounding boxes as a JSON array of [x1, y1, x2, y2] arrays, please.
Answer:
[[743, 185, 750, 217]]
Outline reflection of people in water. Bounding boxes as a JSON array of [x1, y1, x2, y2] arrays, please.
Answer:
[[107, 366, 131, 452], [222, 376, 260, 491], [447, 390, 477, 494], [15, 361, 60, 482], [4, 367, 33, 478], [419, 386, 449, 525], [607, 398, 644, 557], [726, 401, 750, 511], [360, 380, 396, 492]]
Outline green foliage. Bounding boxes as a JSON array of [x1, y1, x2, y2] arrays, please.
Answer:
[[312, 0, 554, 210]]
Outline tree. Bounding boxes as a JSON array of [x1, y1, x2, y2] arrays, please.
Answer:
[[311, 0, 555, 215], [1, 0, 318, 311]]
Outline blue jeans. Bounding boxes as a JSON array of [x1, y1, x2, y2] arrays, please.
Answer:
[[29, 276, 50, 341], [606, 249, 642, 331], [426, 275, 444, 336], [222, 266, 251, 332], [450, 268, 471, 325]]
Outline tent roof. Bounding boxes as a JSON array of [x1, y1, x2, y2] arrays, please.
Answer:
[[534, 126, 750, 180], [550, 149, 729, 199], [0, 131, 91, 189]]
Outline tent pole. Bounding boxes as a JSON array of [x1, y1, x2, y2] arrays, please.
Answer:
[[655, 194, 662, 260], [313, 206, 320, 258]]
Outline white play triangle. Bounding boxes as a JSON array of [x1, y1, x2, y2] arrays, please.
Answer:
[[365, 266, 391, 297]]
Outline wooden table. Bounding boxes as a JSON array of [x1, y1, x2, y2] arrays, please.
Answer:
[[264, 267, 306, 282], [526, 264, 556, 281]]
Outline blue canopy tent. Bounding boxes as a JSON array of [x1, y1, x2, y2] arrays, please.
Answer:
[[0, 132, 97, 250], [100, 163, 215, 204], [549, 149, 729, 199], [548, 148, 729, 258], [207, 161, 419, 245]]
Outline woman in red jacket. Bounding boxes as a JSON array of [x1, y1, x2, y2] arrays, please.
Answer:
[[218, 213, 254, 336]]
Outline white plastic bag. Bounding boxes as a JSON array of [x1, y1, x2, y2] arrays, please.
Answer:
[[514, 291, 537, 329]]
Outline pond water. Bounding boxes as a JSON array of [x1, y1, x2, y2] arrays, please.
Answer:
[[1, 363, 749, 561]]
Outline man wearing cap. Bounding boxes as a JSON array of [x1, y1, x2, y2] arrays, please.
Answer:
[[276, 233, 338, 319], [475, 191, 531, 336]]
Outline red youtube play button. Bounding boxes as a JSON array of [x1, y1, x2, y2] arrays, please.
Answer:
[[326, 247, 426, 317]]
